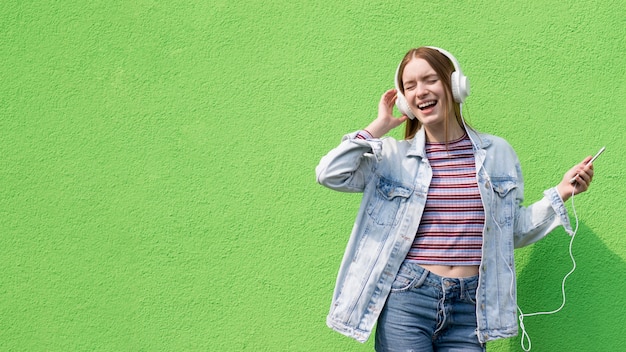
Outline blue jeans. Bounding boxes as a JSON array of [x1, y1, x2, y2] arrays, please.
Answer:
[[375, 262, 485, 352]]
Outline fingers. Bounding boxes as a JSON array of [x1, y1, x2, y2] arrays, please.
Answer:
[[578, 156, 595, 182], [569, 158, 595, 190], [393, 114, 409, 127], [381, 89, 398, 106], [379, 89, 402, 117], [382, 89, 396, 98], [569, 156, 595, 183], [574, 170, 592, 188]]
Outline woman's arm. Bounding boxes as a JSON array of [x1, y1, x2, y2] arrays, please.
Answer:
[[513, 157, 595, 248], [315, 132, 379, 192], [315, 89, 409, 192]]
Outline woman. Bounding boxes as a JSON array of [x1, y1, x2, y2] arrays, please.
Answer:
[[315, 46, 594, 351]]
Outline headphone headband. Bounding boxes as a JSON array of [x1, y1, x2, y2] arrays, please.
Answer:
[[425, 46, 464, 77]]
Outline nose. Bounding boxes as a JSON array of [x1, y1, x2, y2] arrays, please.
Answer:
[[416, 83, 429, 98]]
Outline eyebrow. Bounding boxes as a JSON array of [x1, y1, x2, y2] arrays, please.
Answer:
[[404, 73, 439, 84]]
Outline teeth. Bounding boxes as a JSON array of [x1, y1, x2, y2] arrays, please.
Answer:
[[418, 100, 436, 109]]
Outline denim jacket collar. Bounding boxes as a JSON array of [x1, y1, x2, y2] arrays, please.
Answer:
[[406, 126, 493, 158]]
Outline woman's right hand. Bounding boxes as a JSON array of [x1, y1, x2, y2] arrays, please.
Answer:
[[363, 89, 409, 138]]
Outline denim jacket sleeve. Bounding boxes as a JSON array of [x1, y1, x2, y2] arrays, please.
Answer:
[[505, 153, 573, 248], [315, 131, 382, 193], [482, 136, 574, 249], [512, 186, 574, 248]]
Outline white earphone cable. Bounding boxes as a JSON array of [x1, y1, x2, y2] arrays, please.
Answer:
[[465, 94, 582, 351], [518, 185, 579, 351]]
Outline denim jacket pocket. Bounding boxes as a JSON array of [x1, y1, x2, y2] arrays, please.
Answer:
[[490, 178, 517, 224], [366, 177, 413, 226]]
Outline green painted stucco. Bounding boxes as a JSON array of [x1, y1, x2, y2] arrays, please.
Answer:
[[1, 1, 624, 351]]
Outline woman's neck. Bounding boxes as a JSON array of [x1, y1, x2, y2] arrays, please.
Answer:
[[424, 123, 465, 143]]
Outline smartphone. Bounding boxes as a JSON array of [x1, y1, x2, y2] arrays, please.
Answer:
[[569, 146, 605, 184], [586, 146, 606, 165]]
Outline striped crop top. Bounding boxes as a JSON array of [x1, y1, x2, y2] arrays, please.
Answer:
[[404, 133, 485, 266]]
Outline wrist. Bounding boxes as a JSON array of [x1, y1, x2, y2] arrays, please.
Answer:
[[361, 129, 374, 139], [556, 183, 571, 202], [364, 121, 388, 138]]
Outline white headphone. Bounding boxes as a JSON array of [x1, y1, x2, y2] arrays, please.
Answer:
[[394, 46, 470, 119]]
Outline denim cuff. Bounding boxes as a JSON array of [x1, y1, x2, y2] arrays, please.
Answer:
[[544, 187, 574, 235], [343, 131, 383, 162]]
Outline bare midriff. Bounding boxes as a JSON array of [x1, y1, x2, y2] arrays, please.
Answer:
[[419, 264, 480, 278]]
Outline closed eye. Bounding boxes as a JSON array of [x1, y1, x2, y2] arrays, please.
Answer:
[[425, 75, 439, 84], [403, 80, 416, 91], [403, 75, 438, 91]]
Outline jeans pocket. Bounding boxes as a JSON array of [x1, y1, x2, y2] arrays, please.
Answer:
[[463, 286, 478, 304], [390, 263, 425, 293]]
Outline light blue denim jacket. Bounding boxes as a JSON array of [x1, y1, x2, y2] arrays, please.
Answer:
[[315, 127, 573, 344]]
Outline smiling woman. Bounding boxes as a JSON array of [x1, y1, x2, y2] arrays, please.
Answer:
[[400, 58, 456, 141], [315, 46, 597, 351], [394, 47, 468, 141]]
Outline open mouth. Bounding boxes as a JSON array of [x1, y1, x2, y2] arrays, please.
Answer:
[[418, 100, 437, 110]]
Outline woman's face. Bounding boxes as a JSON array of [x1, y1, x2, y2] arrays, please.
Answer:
[[401, 58, 450, 129]]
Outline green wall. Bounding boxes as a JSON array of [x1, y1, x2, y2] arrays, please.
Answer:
[[2, 1, 624, 351]]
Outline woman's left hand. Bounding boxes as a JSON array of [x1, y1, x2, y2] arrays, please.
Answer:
[[556, 156, 594, 201]]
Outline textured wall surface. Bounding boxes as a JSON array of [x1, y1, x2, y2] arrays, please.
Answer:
[[1, 1, 624, 351]]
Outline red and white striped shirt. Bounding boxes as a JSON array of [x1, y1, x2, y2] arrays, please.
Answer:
[[405, 134, 485, 266]]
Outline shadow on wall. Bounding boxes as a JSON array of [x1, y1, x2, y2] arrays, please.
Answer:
[[508, 222, 625, 351]]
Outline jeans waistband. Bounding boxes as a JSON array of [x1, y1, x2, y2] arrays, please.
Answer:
[[403, 261, 479, 291]]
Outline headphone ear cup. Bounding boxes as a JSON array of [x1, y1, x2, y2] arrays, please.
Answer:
[[451, 71, 470, 103], [395, 92, 415, 119]]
